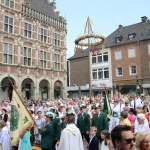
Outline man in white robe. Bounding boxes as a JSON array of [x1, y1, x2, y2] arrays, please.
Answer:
[[57, 110, 84, 150]]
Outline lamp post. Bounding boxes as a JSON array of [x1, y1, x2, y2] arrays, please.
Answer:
[[136, 79, 140, 96]]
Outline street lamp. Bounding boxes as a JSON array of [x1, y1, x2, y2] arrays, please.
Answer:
[[136, 79, 140, 96]]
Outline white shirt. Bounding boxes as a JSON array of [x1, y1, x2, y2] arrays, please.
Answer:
[[0, 126, 11, 150], [134, 119, 150, 133], [130, 98, 143, 109]]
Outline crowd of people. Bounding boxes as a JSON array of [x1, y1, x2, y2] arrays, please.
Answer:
[[0, 93, 150, 150]]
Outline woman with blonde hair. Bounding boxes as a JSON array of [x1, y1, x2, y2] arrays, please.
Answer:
[[136, 132, 150, 150]]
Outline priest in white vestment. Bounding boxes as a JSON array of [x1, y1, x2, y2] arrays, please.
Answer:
[[57, 110, 84, 150]]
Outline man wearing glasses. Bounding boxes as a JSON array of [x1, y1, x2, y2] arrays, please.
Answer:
[[111, 125, 135, 150]]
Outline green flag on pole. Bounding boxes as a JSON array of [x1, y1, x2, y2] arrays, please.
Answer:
[[103, 93, 111, 115], [11, 89, 34, 146]]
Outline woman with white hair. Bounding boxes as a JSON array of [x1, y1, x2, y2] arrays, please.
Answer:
[[134, 113, 150, 133], [136, 132, 150, 150]]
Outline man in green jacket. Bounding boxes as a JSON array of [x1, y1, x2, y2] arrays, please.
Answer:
[[92, 105, 108, 141], [77, 104, 90, 143], [39, 112, 54, 150], [52, 112, 61, 150]]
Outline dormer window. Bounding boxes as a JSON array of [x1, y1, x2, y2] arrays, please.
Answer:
[[115, 36, 123, 43], [128, 33, 136, 40]]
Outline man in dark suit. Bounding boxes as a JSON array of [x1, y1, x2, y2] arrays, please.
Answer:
[[92, 105, 108, 140], [77, 104, 90, 143], [89, 126, 99, 150], [52, 111, 61, 150]]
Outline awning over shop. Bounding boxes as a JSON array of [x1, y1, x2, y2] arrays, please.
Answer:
[[142, 84, 150, 88]]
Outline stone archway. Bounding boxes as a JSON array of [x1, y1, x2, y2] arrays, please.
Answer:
[[21, 78, 34, 100], [54, 80, 63, 99], [39, 79, 50, 100], [1, 77, 16, 101]]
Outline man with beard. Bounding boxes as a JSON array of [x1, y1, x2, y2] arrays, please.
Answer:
[[111, 125, 135, 150]]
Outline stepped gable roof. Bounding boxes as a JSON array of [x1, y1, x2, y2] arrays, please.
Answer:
[[29, 0, 58, 19], [68, 48, 89, 60], [105, 18, 150, 48]]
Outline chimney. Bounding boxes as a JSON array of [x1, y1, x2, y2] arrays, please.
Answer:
[[141, 16, 148, 23], [118, 24, 123, 29], [48, 0, 56, 9]]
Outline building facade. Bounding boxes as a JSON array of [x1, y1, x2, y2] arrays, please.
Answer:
[[0, 0, 67, 100], [106, 16, 150, 95], [91, 46, 112, 96], [67, 43, 113, 98], [67, 48, 89, 98]]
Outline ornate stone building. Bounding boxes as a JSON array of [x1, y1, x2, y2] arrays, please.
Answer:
[[0, 0, 67, 100]]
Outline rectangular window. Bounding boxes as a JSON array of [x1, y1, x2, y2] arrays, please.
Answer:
[[104, 67, 109, 78], [4, 0, 14, 8], [115, 36, 122, 43], [60, 35, 64, 47], [39, 28, 48, 43], [92, 56, 96, 64], [103, 52, 108, 62], [128, 48, 136, 58], [22, 47, 31, 66], [128, 33, 136, 40], [24, 23, 32, 38], [97, 54, 102, 63], [3, 43, 13, 64], [116, 67, 123, 76], [53, 33, 61, 47], [39, 50, 47, 68], [115, 51, 122, 60], [53, 54, 61, 70], [4, 16, 13, 33], [98, 68, 103, 79], [129, 65, 136, 75], [92, 69, 97, 80]]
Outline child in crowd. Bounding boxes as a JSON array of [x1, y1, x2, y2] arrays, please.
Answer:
[[100, 130, 113, 150], [88, 126, 99, 150]]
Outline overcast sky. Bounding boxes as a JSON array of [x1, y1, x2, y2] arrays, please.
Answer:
[[56, 0, 150, 58]]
